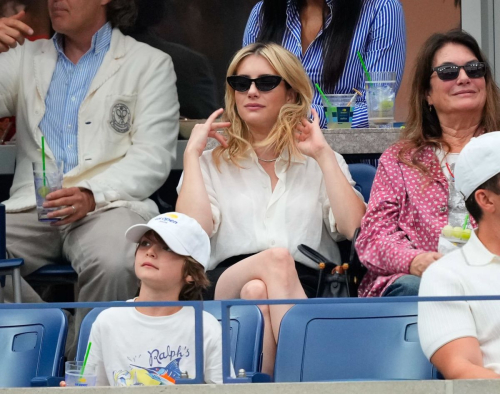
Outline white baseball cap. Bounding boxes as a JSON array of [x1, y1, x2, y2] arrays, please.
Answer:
[[455, 132, 500, 200], [125, 212, 210, 270]]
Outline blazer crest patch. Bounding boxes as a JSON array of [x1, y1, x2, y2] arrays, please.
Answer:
[[110, 103, 131, 133]]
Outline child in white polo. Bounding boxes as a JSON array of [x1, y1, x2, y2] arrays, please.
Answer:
[[83, 213, 224, 386]]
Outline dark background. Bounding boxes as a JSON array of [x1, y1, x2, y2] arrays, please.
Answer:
[[154, 0, 259, 106]]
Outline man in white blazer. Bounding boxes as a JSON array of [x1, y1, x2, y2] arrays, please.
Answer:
[[0, 0, 179, 354]]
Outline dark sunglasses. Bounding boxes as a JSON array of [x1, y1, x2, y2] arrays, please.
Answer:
[[227, 75, 283, 92], [432, 62, 486, 81]]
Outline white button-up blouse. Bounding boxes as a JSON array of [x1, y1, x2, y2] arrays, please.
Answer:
[[178, 149, 363, 271]]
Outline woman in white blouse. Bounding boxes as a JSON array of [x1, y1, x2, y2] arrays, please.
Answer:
[[176, 43, 365, 375]]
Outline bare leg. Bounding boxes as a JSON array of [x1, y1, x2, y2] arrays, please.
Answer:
[[214, 248, 307, 342], [240, 280, 276, 377]]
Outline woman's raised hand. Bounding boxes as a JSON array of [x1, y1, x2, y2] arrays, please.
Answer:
[[185, 108, 230, 157], [295, 108, 331, 161]]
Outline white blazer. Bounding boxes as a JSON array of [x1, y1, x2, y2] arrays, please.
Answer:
[[0, 28, 179, 220]]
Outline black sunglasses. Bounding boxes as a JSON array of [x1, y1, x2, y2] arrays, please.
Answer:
[[227, 75, 283, 92], [432, 62, 486, 81]]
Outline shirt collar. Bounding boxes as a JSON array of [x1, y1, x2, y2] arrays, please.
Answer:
[[53, 22, 112, 56], [286, 0, 334, 34], [462, 230, 500, 266], [287, 0, 333, 7]]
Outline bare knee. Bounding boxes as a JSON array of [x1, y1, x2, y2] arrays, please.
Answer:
[[265, 248, 298, 288], [267, 247, 295, 274], [269, 248, 294, 269], [240, 279, 268, 300], [240, 280, 270, 315]]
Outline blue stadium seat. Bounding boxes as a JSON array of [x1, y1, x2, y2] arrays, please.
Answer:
[[0, 203, 24, 302], [204, 301, 263, 374], [25, 264, 77, 285], [274, 301, 436, 382], [76, 302, 264, 374], [0, 308, 67, 387], [348, 163, 377, 203]]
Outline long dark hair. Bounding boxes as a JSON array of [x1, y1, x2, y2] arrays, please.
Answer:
[[257, 0, 364, 91], [398, 29, 500, 174]]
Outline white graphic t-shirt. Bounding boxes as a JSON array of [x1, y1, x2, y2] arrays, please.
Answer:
[[86, 303, 224, 386]]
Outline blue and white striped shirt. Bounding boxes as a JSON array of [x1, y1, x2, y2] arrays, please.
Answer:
[[243, 0, 406, 128], [39, 22, 112, 173]]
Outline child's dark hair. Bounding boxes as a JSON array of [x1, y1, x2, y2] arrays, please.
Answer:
[[136, 230, 210, 300], [179, 256, 210, 301]]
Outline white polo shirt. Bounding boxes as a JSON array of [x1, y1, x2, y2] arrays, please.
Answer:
[[418, 230, 500, 374]]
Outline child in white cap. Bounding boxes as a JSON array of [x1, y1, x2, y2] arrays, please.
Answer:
[[418, 132, 500, 379], [73, 212, 225, 386]]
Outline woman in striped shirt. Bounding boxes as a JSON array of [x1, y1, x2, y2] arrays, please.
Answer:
[[243, 0, 406, 128]]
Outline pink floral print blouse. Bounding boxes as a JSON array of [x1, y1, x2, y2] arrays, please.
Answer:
[[355, 142, 475, 297]]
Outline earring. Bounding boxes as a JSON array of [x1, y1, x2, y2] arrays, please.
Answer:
[[429, 104, 433, 112]]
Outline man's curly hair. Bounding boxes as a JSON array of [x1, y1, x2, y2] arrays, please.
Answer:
[[106, 0, 137, 29]]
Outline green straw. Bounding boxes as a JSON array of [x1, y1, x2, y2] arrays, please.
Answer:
[[462, 213, 469, 230], [314, 83, 333, 107], [41, 136, 46, 187], [80, 342, 92, 378], [357, 51, 371, 82]]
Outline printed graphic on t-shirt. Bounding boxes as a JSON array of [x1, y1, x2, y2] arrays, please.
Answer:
[[113, 345, 191, 386]]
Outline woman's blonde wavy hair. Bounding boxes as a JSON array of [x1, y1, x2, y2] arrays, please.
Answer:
[[213, 43, 313, 169]]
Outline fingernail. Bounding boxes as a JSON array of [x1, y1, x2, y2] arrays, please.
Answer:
[[28, 29, 34, 35]]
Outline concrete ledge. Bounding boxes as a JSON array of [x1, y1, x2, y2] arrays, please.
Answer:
[[0, 128, 401, 175], [322, 128, 401, 154], [3, 380, 500, 394]]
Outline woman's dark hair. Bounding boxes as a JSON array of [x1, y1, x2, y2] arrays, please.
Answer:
[[465, 173, 500, 222], [106, 0, 138, 29], [398, 29, 500, 174], [257, 0, 363, 91], [135, 230, 210, 301]]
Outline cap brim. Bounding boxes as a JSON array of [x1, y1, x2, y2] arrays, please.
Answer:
[[125, 224, 155, 243], [125, 223, 192, 258]]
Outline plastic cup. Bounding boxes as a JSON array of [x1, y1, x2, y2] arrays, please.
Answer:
[[65, 361, 97, 387], [365, 72, 396, 128], [32, 160, 63, 222], [321, 94, 354, 129]]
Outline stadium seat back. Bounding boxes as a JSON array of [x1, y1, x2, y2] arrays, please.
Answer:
[[348, 163, 377, 203], [0, 308, 67, 387], [274, 301, 435, 382]]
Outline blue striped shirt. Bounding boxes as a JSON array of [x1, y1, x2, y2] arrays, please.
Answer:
[[39, 22, 112, 173], [243, 0, 406, 128]]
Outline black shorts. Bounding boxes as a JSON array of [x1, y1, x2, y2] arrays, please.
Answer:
[[203, 253, 319, 300]]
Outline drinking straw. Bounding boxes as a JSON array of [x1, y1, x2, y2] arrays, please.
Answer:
[[80, 342, 92, 378], [41, 136, 46, 187], [462, 213, 469, 230], [357, 51, 371, 82], [347, 89, 362, 107], [347, 92, 358, 107], [314, 83, 333, 108]]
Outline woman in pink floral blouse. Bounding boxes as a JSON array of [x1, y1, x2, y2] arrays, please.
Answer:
[[355, 30, 500, 297]]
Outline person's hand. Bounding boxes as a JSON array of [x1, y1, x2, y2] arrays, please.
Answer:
[[185, 108, 230, 158], [59, 381, 67, 387], [409, 252, 443, 277], [0, 11, 33, 53], [296, 108, 331, 161], [44, 187, 96, 226]]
